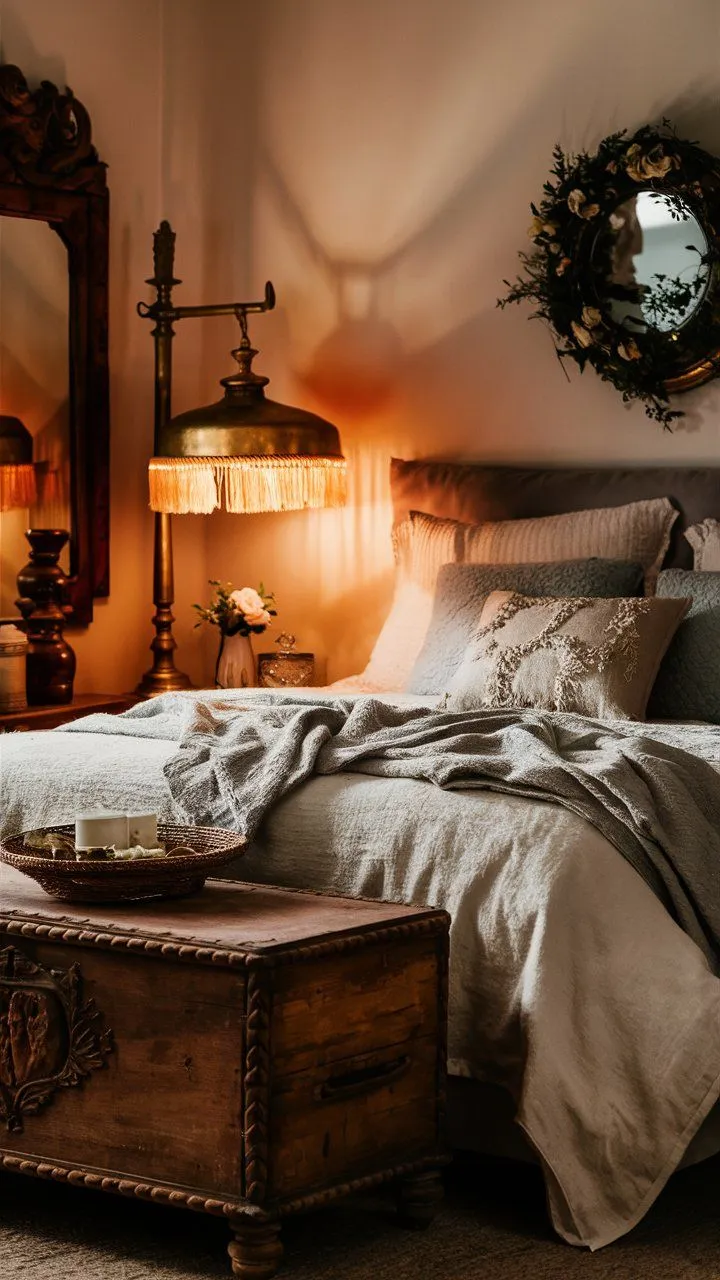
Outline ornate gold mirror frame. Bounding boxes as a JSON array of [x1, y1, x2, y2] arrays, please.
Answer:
[[0, 64, 109, 624]]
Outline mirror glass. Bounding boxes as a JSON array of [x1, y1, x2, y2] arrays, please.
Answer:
[[595, 191, 710, 335], [0, 216, 70, 615]]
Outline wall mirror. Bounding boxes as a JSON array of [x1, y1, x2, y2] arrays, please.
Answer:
[[597, 192, 710, 334], [0, 63, 109, 625], [500, 124, 720, 427]]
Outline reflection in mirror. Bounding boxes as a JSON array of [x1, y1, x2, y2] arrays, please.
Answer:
[[0, 217, 70, 615], [597, 192, 710, 335]]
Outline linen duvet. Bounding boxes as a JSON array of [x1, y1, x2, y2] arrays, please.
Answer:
[[1, 688, 720, 1251]]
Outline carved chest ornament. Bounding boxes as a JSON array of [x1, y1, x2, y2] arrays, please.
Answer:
[[0, 947, 113, 1133]]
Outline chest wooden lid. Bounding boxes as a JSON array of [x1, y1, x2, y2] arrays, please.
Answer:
[[0, 864, 448, 963]]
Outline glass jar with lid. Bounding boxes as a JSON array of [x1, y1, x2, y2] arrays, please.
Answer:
[[257, 633, 315, 689]]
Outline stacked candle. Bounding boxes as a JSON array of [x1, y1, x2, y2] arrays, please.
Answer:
[[75, 811, 158, 852]]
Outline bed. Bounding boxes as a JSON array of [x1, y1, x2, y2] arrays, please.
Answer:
[[2, 459, 720, 1253]]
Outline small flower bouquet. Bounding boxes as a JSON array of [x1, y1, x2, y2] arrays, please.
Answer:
[[194, 582, 278, 689], [193, 581, 277, 637]]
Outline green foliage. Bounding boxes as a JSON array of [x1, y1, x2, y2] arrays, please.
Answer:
[[498, 122, 720, 428]]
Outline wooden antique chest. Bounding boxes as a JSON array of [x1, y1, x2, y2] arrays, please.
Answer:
[[0, 866, 449, 1277]]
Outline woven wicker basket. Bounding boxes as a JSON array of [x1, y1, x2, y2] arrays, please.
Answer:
[[0, 823, 246, 903]]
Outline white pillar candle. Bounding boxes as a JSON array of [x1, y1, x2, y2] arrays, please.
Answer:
[[0, 625, 28, 713], [127, 813, 158, 848], [75, 812, 129, 851]]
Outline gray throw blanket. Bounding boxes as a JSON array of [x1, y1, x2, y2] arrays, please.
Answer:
[[64, 694, 720, 970]]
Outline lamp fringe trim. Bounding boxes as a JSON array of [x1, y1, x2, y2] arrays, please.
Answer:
[[148, 455, 347, 514], [0, 464, 37, 512]]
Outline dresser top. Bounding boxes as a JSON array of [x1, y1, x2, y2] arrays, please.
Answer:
[[0, 864, 447, 962]]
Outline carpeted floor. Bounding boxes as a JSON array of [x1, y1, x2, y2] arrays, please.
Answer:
[[3, 1153, 720, 1279]]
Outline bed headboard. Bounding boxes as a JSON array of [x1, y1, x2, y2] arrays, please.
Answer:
[[390, 458, 720, 570]]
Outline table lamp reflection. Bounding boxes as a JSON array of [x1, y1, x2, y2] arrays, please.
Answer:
[[0, 415, 37, 511]]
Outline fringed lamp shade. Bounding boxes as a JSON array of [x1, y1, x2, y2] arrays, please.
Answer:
[[148, 338, 347, 515], [149, 455, 346, 514], [0, 415, 37, 511]]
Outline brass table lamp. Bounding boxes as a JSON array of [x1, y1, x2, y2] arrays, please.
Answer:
[[137, 222, 346, 697]]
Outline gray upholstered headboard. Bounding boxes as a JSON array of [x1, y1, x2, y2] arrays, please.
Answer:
[[390, 458, 720, 570]]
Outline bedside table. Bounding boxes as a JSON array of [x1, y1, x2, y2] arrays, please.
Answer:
[[0, 693, 137, 733]]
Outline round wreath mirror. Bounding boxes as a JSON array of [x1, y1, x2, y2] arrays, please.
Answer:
[[499, 124, 720, 426]]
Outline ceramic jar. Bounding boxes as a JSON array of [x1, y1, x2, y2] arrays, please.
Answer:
[[215, 632, 256, 689]]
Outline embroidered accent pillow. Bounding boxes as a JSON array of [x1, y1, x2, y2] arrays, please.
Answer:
[[685, 519, 720, 571], [360, 498, 678, 692], [406, 559, 645, 696], [446, 591, 690, 721]]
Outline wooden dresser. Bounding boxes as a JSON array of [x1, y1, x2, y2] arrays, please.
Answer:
[[0, 867, 449, 1278], [0, 693, 137, 733]]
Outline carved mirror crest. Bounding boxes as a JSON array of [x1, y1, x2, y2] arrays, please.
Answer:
[[0, 63, 110, 624]]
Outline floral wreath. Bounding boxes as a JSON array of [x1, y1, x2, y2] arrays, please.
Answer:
[[498, 122, 720, 427]]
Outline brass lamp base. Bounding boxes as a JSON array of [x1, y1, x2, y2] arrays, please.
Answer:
[[135, 512, 194, 698], [136, 663, 194, 699]]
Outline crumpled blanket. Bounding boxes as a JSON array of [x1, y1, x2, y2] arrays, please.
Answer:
[[65, 692, 720, 970]]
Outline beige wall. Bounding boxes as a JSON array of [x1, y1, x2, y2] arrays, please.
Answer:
[[203, 0, 720, 684], [2, 0, 720, 690]]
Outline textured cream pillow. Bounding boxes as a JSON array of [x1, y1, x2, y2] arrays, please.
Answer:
[[446, 591, 690, 720], [685, 518, 720, 571], [360, 498, 678, 691]]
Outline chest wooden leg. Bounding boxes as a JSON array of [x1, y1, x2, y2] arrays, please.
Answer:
[[396, 1168, 445, 1229], [228, 1215, 283, 1279]]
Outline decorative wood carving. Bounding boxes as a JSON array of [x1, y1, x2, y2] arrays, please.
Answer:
[[0, 947, 113, 1132], [0, 64, 105, 192], [0, 62, 110, 624], [436, 929, 449, 1142], [1, 1147, 447, 1218], [0, 910, 448, 969], [243, 969, 271, 1204]]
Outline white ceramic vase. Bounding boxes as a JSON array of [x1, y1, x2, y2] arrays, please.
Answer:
[[216, 632, 256, 688]]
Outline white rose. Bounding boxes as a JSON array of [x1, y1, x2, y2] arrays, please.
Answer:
[[625, 143, 676, 183], [582, 305, 602, 328], [230, 587, 265, 617], [567, 189, 587, 215], [527, 216, 558, 240], [244, 608, 272, 627], [571, 320, 594, 349]]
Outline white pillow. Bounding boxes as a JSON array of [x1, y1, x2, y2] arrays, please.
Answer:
[[359, 499, 678, 692], [685, 518, 720, 571]]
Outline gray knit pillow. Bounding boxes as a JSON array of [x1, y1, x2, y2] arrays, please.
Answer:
[[649, 570, 720, 723], [406, 559, 645, 695]]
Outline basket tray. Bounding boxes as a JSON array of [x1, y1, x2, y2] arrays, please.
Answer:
[[0, 823, 246, 904]]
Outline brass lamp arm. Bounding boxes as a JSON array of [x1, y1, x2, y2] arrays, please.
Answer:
[[137, 281, 276, 325]]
